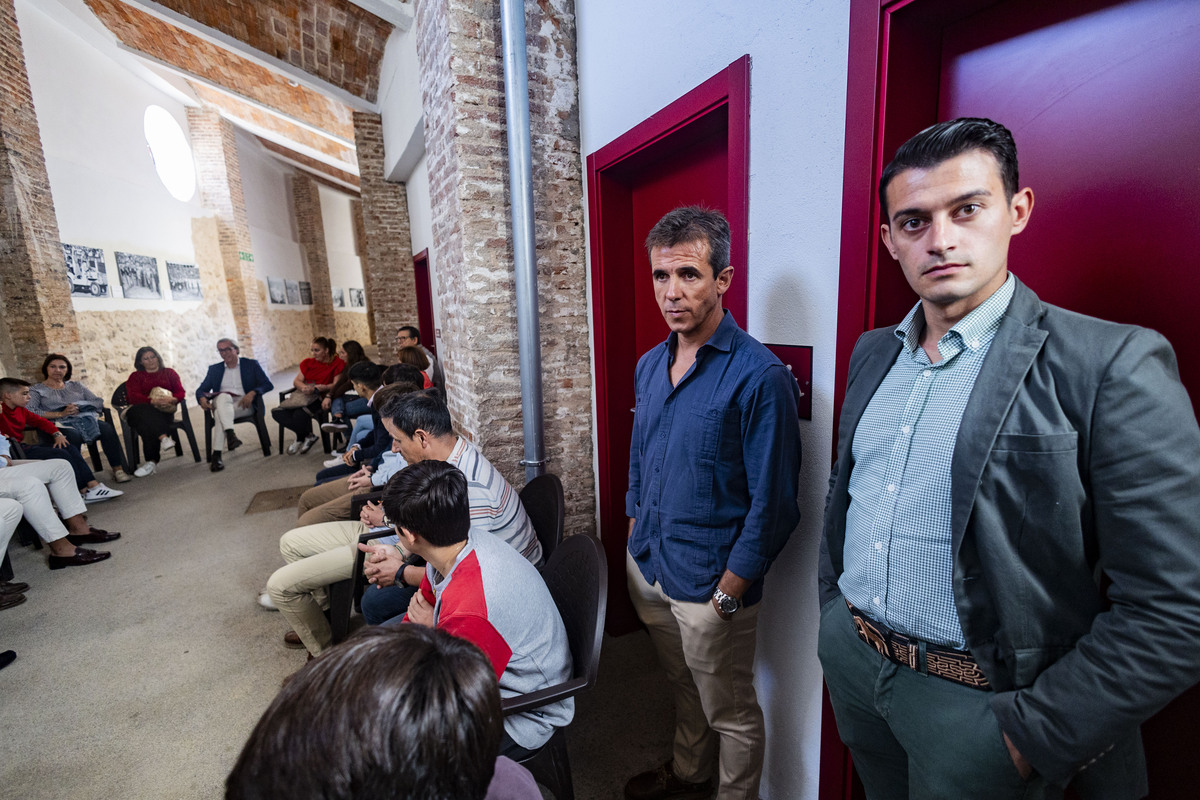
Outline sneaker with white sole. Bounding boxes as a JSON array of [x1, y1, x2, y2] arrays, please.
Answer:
[[134, 461, 156, 477], [323, 454, 345, 468], [298, 434, 319, 454], [112, 467, 132, 483], [286, 439, 303, 455], [321, 421, 350, 434], [83, 483, 124, 503], [258, 591, 278, 611]]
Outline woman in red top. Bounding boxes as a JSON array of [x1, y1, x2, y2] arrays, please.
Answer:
[[124, 346, 187, 477], [271, 337, 344, 454]]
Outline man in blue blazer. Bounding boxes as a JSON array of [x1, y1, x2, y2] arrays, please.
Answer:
[[196, 338, 273, 471], [819, 118, 1200, 798]]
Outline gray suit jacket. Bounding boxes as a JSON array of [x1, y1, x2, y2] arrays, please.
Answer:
[[819, 277, 1200, 795]]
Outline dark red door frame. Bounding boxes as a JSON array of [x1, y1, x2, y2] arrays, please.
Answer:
[[412, 249, 436, 357], [586, 55, 751, 635]]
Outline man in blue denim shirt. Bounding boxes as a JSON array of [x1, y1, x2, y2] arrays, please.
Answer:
[[624, 208, 801, 800]]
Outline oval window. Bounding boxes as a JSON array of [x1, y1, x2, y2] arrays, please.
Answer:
[[144, 105, 196, 202]]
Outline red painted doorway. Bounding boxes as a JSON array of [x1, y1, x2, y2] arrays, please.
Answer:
[[587, 56, 750, 635], [829, 1, 1200, 797], [412, 249, 436, 358]]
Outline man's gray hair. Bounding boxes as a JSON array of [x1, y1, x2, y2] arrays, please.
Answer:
[[218, 338, 240, 353]]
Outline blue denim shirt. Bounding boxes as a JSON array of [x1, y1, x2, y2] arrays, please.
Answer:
[[626, 311, 802, 604]]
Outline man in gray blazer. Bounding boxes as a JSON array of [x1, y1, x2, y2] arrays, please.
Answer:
[[818, 118, 1200, 798]]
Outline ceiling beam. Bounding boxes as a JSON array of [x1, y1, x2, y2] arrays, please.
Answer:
[[344, 0, 413, 32], [112, 0, 379, 112]]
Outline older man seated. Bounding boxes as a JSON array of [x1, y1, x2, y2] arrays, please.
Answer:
[[195, 338, 274, 472]]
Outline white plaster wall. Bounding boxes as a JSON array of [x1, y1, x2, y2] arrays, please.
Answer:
[[404, 154, 440, 339], [576, 2, 852, 797], [237, 131, 308, 297], [20, 0, 204, 313], [318, 184, 367, 313], [378, 25, 425, 181]]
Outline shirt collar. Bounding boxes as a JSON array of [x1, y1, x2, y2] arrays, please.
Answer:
[[894, 273, 1015, 355], [667, 309, 738, 358]]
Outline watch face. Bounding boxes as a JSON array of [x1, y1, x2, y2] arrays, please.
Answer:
[[718, 593, 740, 614]]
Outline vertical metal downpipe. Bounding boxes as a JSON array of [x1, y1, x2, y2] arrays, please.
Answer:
[[499, 0, 546, 481]]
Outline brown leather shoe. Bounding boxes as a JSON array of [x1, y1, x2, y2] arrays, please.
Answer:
[[0, 581, 29, 596], [0, 593, 27, 611], [283, 630, 305, 649], [67, 528, 121, 545], [48, 548, 112, 570], [625, 762, 714, 800]]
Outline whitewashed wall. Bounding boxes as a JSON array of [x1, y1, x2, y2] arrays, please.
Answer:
[[318, 184, 367, 314], [576, 2, 852, 797], [239, 131, 307, 287]]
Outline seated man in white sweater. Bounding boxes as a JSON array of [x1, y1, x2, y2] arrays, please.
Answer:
[[378, 459, 572, 757]]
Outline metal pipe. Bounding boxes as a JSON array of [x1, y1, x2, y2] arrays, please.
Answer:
[[499, 0, 546, 481]]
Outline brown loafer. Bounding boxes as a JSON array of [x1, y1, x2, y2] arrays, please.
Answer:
[[0, 580, 29, 596], [67, 528, 121, 545], [625, 762, 714, 800], [283, 630, 305, 649], [48, 548, 112, 570], [0, 593, 26, 611]]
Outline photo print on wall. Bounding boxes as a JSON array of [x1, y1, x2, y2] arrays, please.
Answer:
[[166, 262, 201, 300], [268, 277, 286, 304], [299, 281, 313, 305], [332, 287, 345, 308], [349, 288, 365, 308], [285, 280, 301, 305], [62, 243, 110, 297], [115, 251, 161, 299]]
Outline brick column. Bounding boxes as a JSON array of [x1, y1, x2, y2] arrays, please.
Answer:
[[415, 0, 594, 533], [0, 0, 83, 378], [187, 108, 274, 370], [350, 197, 377, 345], [353, 111, 416, 354], [291, 174, 336, 336]]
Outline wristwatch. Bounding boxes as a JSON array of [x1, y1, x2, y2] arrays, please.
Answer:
[[713, 586, 741, 616]]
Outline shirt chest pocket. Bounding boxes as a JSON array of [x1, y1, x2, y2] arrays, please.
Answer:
[[697, 403, 742, 467]]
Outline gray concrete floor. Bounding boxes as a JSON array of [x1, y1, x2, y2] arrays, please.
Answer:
[[0, 378, 675, 799]]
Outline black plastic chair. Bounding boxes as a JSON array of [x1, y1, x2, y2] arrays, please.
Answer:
[[502, 533, 607, 800], [324, 489, 387, 645], [274, 388, 333, 455], [203, 405, 272, 461], [519, 473, 565, 567], [111, 382, 201, 466]]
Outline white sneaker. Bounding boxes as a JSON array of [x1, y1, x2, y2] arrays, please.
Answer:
[[83, 483, 124, 503], [287, 439, 303, 455], [298, 434, 319, 454], [134, 461, 156, 477], [258, 591, 278, 611], [323, 454, 344, 468]]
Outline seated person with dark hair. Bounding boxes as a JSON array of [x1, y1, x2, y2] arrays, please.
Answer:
[[0, 377, 123, 503], [380, 460, 572, 759], [313, 360, 387, 483], [124, 345, 188, 477], [272, 337, 344, 455], [225, 624, 540, 800]]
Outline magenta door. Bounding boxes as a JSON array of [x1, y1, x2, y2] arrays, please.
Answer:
[[588, 56, 750, 634]]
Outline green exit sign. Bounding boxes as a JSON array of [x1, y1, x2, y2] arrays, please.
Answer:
[[239, 251, 254, 262]]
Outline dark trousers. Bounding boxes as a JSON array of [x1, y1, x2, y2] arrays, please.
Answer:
[[125, 404, 175, 462], [314, 463, 354, 485], [58, 422, 124, 472], [21, 443, 94, 489], [272, 405, 316, 439], [363, 583, 417, 626], [817, 596, 1056, 800]]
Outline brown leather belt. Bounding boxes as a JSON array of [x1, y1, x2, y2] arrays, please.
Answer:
[[846, 600, 991, 690]]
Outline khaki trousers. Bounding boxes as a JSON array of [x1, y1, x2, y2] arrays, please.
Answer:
[[296, 477, 363, 527], [626, 550, 764, 800], [266, 520, 370, 655]]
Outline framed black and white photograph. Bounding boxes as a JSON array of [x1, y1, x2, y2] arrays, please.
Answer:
[[285, 279, 301, 305], [115, 251, 161, 299], [299, 281, 313, 305], [62, 243, 110, 298], [268, 277, 286, 304], [348, 287, 365, 308], [332, 287, 345, 308], [166, 262, 202, 300]]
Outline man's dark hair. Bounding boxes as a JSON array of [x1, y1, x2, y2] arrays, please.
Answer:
[[133, 346, 165, 372], [879, 117, 1019, 219], [346, 360, 383, 390], [382, 363, 424, 387], [370, 381, 421, 417], [0, 377, 31, 396], [398, 325, 421, 343], [381, 389, 453, 439], [383, 460, 471, 547], [41, 354, 73, 381], [644, 206, 731, 278], [225, 625, 501, 800]]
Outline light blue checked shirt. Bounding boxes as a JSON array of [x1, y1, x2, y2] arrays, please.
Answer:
[[840, 275, 1015, 648]]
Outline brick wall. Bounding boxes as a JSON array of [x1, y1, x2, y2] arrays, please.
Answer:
[[353, 111, 416, 357], [0, 0, 84, 379], [188, 108, 278, 371], [414, 0, 594, 534], [291, 174, 337, 336], [349, 197, 376, 345]]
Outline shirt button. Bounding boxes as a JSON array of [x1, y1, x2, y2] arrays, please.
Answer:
[[873, 596, 881, 606], [900, 425, 911, 435], [922, 369, 932, 378], [875, 542, 882, 551], [886, 484, 896, 493]]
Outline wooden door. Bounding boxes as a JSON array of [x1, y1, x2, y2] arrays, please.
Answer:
[[587, 56, 750, 634]]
